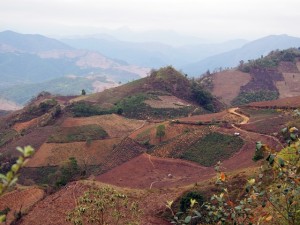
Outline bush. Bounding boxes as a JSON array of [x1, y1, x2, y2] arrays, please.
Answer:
[[180, 191, 204, 213], [70, 101, 114, 117], [55, 157, 80, 187]]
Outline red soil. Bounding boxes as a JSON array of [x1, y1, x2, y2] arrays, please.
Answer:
[[13, 117, 39, 132], [62, 114, 145, 138], [19, 181, 172, 225], [129, 122, 194, 145], [247, 96, 300, 108], [97, 153, 215, 189], [26, 138, 121, 167], [97, 122, 281, 190], [178, 110, 240, 124], [0, 187, 45, 224]]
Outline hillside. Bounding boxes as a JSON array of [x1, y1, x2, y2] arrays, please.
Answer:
[[2, 33, 300, 225], [183, 34, 300, 76], [1, 76, 300, 223], [199, 48, 300, 106], [69, 66, 225, 119]]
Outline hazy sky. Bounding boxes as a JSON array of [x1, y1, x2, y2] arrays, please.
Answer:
[[1, 0, 300, 41]]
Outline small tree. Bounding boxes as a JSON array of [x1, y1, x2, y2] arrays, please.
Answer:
[[156, 124, 166, 142], [81, 89, 86, 96], [55, 157, 80, 187]]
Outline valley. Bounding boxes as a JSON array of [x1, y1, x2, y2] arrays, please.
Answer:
[[1, 31, 300, 224], [1, 61, 300, 224]]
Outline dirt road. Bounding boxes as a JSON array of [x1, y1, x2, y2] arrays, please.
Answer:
[[228, 107, 249, 124]]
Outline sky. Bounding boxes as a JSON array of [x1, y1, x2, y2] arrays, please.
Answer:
[[1, 0, 300, 42]]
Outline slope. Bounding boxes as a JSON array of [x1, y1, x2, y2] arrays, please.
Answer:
[[199, 48, 300, 106], [69, 66, 224, 120]]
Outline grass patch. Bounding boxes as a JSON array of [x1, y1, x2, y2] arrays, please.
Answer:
[[180, 132, 244, 166], [47, 124, 108, 143]]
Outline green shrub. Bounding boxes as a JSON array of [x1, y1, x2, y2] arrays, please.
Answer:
[[70, 101, 114, 117], [180, 191, 204, 213]]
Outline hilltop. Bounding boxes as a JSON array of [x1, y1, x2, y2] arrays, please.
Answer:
[[68, 66, 224, 119], [199, 48, 300, 105]]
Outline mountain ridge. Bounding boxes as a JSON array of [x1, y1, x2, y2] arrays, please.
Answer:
[[182, 34, 300, 76]]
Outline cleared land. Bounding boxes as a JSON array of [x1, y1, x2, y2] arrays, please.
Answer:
[[13, 117, 39, 132], [276, 72, 300, 98], [211, 70, 251, 105], [130, 122, 195, 146], [26, 138, 122, 167], [247, 96, 300, 108], [62, 114, 145, 138], [18, 180, 173, 225], [0, 187, 45, 224], [97, 153, 215, 189], [178, 110, 241, 124]]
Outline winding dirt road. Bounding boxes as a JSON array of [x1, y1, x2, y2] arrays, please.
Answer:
[[228, 107, 283, 148], [228, 107, 249, 124]]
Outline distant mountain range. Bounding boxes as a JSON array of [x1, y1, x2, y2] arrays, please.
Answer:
[[0, 30, 149, 106], [62, 36, 247, 68], [182, 34, 300, 76], [2, 30, 300, 108]]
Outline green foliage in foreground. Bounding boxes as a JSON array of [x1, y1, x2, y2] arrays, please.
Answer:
[[168, 126, 300, 225], [180, 191, 205, 213], [181, 132, 244, 167], [0, 146, 35, 222], [66, 186, 141, 225], [47, 125, 108, 143], [231, 90, 279, 106]]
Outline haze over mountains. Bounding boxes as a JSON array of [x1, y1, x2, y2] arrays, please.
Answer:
[[63, 32, 300, 76], [0, 30, 149, 107], [1, 30, 300, 108], [61, 32, 247, 68], [183, 34, 300, 75]]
